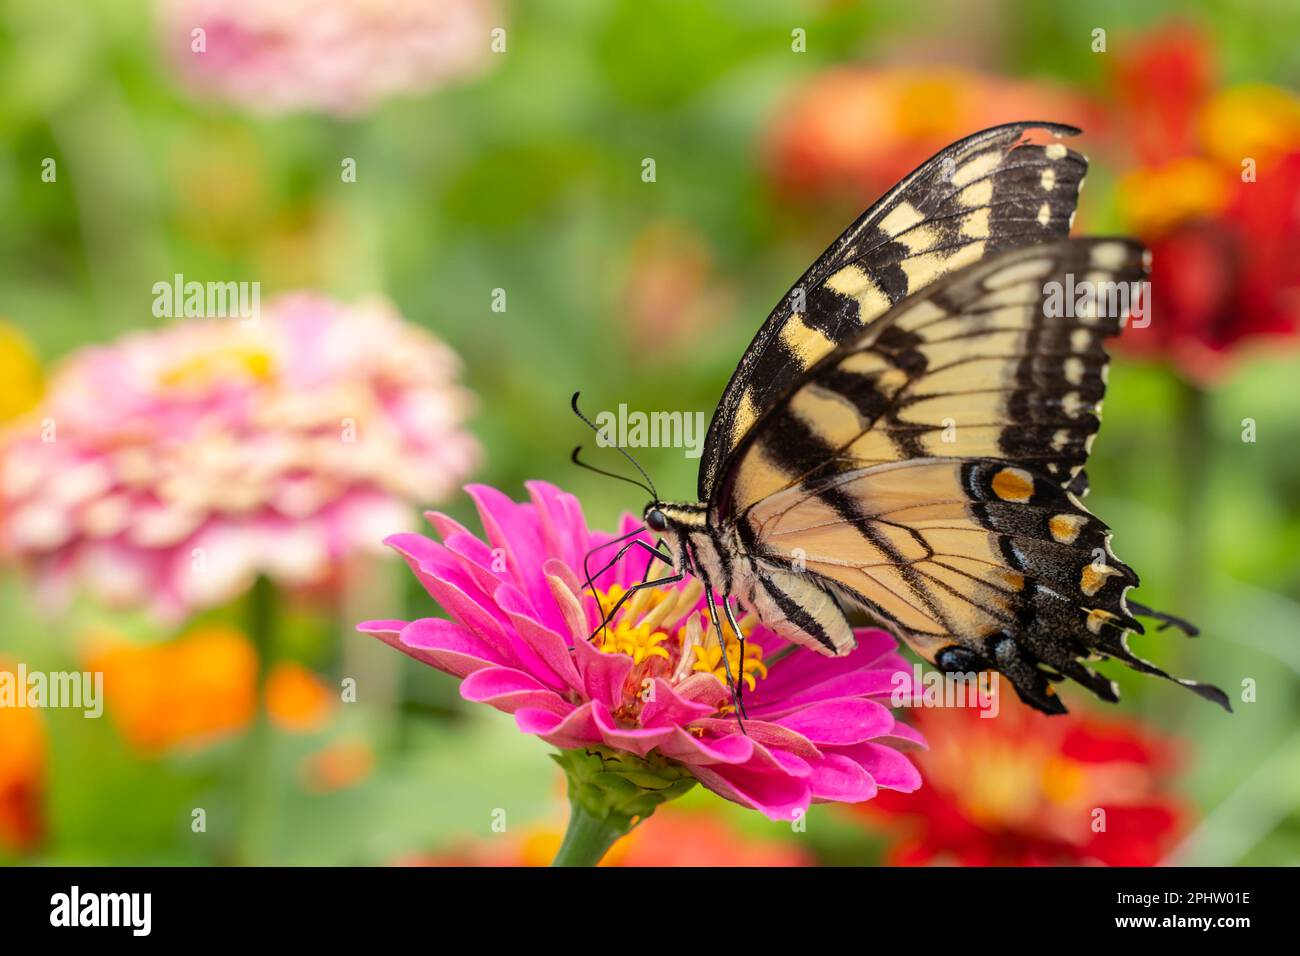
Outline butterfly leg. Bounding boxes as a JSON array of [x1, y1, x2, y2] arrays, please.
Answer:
[[704, 586, 747, 732], [584, 537, 675, 591], [582, 537, 677, 645], [721, 597, 750, 720], [1126, 600, 1200, 636], [642, 538, 670, 584], [588, 571, 684, 644]]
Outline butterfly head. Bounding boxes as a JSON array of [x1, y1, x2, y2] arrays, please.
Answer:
[[643, 500, 708, 535], [644, 504, 669, 533]]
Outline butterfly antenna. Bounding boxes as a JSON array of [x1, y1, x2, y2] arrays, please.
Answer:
[[571, 447, 656, 498], [570, 392, 658, 500]]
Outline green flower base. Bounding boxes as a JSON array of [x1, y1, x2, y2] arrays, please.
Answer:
[[549, 747, 697, 866]]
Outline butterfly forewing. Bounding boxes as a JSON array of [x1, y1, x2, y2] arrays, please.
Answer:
[[721, 238, 1140, 513], [700, 121, 1088, 503]]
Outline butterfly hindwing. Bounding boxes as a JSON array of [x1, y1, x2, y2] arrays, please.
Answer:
[[745, 458, 1228, 713], [700, 121, 1088, 503]]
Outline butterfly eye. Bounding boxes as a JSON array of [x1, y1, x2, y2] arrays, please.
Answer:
[[646, 508, 668, 532]]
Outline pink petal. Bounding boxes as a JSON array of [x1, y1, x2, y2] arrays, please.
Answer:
[[515, 703, 602, 748], [459, 666, 571, 716], [774, 697, 895, 745], [747, 669, 909, 718], [752, 628, 898, 700], [423, 509, 473, 542], [356, 619, 407, 639], [385, 533, 510, 627], [526, 481, 590, 571], [689, 763, 812, 822], [385, 537, 516, 661], [656, 727, 755, 765], [829, 741, 923, 792], [671, 672, 729, 709], [639, 677, 716, 727], [440, 531, 508, 598], [571, 632, 633, 709], [689, 717, 823, 762], [465, 484, 552, 617], [358, 618, 506, 678], [495, 583, 583, 692], [877, 719, 928, 751], [808, 752, 878, 803], [591, 699, 675, 757], [544, 565, 589, 644]]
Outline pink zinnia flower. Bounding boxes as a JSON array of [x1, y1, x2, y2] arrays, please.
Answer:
[[160, 0, 499, 117], [359, 482, 923, 822], [0, 293, 479, 620]]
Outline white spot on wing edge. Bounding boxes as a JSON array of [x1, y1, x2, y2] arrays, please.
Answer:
[[1090, 242, 1130, 269]]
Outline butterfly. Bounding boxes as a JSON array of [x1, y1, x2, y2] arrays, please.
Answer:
[[576, 122, 1228, 717]]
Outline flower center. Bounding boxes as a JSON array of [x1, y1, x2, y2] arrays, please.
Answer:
[[585, 579, 768, 722], [159, 345, 275, 390]]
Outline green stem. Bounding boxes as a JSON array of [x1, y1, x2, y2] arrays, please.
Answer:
[[550, 799, 634, 868], [548, 746, 696, 867], [237, 576, 276, 865], [1173, 377, 1209, 611]]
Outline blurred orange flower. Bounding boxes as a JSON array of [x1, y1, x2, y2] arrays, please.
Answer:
[[397, 805, 813, 867], [765, 66, 1100, 201], [86, 624, 333, 755], [299, 736, 374, 794], [0, 659, 46, 856], [854, 688, 1186, 866], [266, 662, 333, 732]]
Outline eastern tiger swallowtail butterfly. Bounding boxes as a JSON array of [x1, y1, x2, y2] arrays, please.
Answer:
[[577, 121, 1229, 717]]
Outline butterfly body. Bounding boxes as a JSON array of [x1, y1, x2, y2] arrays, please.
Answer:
[[645, 500, 858, 655], [610, 122, 1229, 716]]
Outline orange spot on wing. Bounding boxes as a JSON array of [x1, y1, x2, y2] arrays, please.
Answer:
[[1049, 514, 1083, 543], [992, 467, 1034, 502]]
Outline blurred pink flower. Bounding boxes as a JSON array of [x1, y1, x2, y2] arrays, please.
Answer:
[[0, 294, 479, 620], [358, 482, 923, 821], [160, 0, 499, 116]]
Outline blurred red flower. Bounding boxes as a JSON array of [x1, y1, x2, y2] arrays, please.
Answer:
[[0, 659, 45, 856], [856, 689, 1187, 866], [1110, 23, 1300, 381]]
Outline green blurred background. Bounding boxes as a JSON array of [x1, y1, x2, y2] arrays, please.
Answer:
[[1, 0, 1298, 865]]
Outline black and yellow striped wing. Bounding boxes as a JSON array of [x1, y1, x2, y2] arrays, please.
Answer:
[[725, 238, 1229, 714], [700, 121, 1088, 503]]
